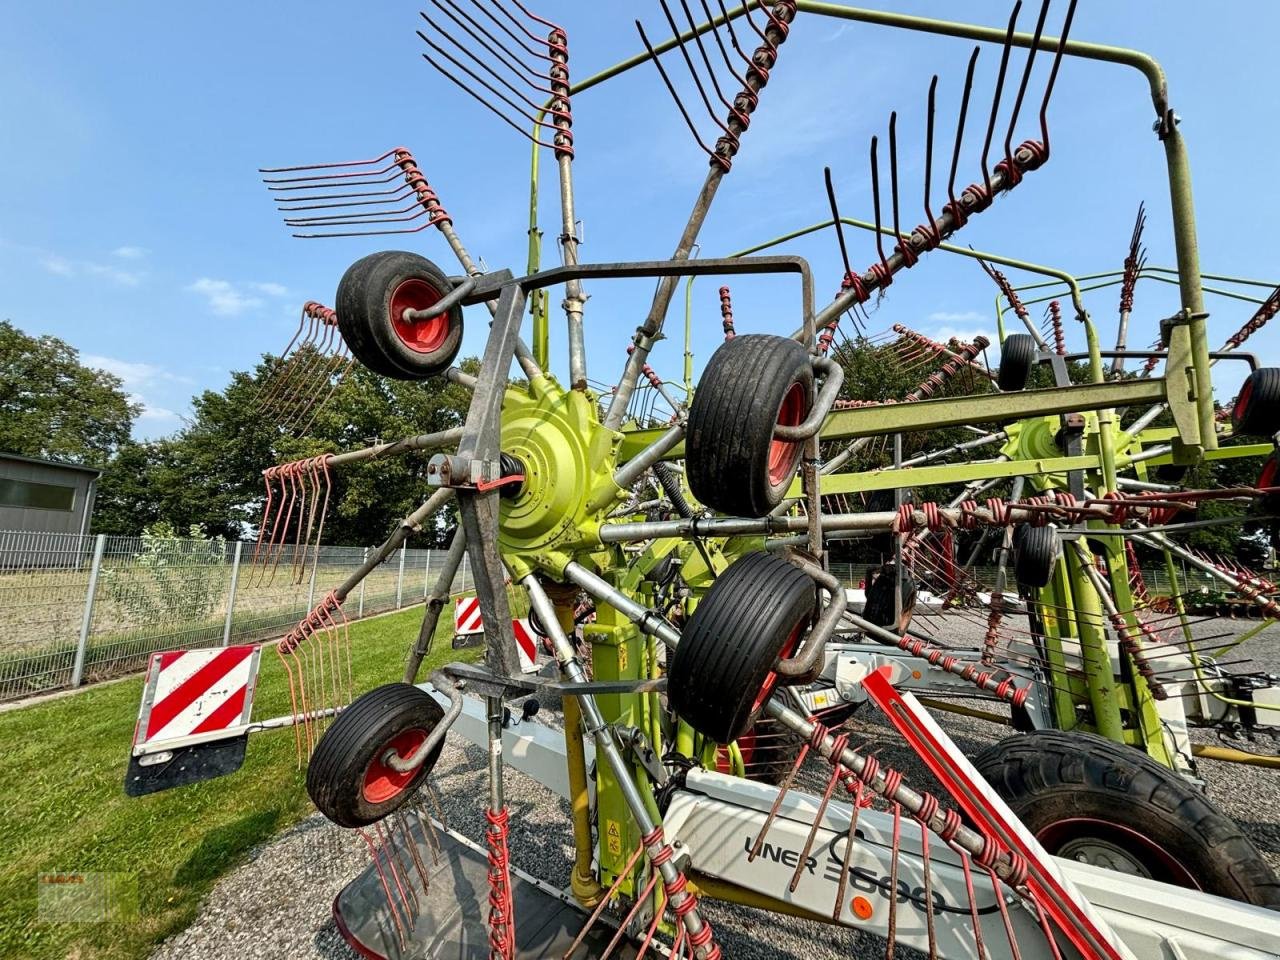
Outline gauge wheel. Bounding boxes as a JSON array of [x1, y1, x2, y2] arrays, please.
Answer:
[[307, 682, 446, 828], [997, 333, 1036, 391], [669, 552, 815, 744], [686, 335, 814, 518], [336, 250, 464, 380]]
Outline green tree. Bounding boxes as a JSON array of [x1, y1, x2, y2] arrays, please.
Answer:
[[97, 349, 474, 546], [0, 320, 138, 464]]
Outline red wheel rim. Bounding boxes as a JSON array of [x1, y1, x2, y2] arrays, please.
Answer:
[[1035, 818, 1201, 889], [751, 623, 803, 714], [767, 381, 807, 487], [1233, 376, 1255, 423], [362, 728, 428, 804], [389, 278, 450, 354]]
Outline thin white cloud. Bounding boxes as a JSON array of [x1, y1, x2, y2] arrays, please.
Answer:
[[41, 254, 143, 286], [250, 281, 289, 297], [135, 401, 181, 423], [927, 310, 987, 323], [82, 353, 193, 388], [112, 245, 149, 260], [186, 278, 290, 316], [187, 278, 263, 316]]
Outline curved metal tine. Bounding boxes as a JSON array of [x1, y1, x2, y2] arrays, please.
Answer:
[[274, 183, 418, 213], [947, 48, 981, 215], [699, 0, 751, 90], [253, 309, 308, 411], [255, 316, 312, 414], [259, 311, 321, 413], [291, 461, 312, 585], [262, 159, 406, 186], [283, 332, 348, 434], [1037, 0, 1079, 159], [655, 0, 737, 144], [294, 355, 352, 438], [888, 112, 905, 247], [1002, 0, 1052, 175], [431, 0, 551, 86], [274, 322, 333, 426], [464, 0, 556, 65], [266, 169, 408, 194], [869, 136, 891, 273], [675, 0, 746, 127], [635, 21, 721, 165], [284, 200, 434, 226], [417, 30, 564, 143], [980, 2, 1021, 194], [713, 0, 759, 72], [420, 8, 557, 100], [922, 74, 941, 244], [259, 148, 401, 175], [822, 167, 865, 335]]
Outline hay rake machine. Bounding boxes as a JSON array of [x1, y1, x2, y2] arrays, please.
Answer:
[[126, 2, 1280, 958]]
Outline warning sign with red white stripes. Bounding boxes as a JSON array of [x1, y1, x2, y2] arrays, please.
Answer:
[[454, 595, 484, 635], [133, 645, 261, 753], [453, 595, 541, 674]]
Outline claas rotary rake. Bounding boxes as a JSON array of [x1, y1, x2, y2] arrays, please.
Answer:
[[125, 3, 1280, 959]]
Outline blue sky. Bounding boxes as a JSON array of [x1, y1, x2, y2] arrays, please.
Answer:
[[2, 2, 1277, 439]]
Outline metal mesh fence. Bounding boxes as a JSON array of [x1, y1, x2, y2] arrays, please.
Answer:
[[0, 532, 471, 703], [0, 529, 1232, 703]]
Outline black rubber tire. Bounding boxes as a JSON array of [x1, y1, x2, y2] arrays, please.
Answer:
[[997, 333, 1036, 391], [974, 730, 1280, 907], [1014, 524, 1058, 589], [306, 682, 446, 828], [861, 564, 917, 630], [1153, 463, 1189, 484], [866, 490, 912, 556], [336, 251, 464, 380], [686, 335, 814, 518], [1232, 368, 1280, 437], [669, 552, 815, 744], [1256, 454, 1280, 513]]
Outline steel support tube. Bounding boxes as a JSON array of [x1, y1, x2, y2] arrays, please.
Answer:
[[403, 528, 469, 684], [523, 575, 714, 953], [326, 428, 465, 469], [563, 562, 683, 649], [596, 423, 687, 512], [333, 487, 454, 603]]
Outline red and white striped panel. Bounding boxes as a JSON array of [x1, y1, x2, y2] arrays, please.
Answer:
[[512, 618, 539, 674], [134, 645, 259, 750], [454, 595, 484, 635]]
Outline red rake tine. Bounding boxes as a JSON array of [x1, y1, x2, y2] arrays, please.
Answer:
[[358, 828, 408, 948]]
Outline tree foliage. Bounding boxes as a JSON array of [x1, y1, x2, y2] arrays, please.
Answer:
[[94, 349, 475, 546], [0, 320, 138, 465]]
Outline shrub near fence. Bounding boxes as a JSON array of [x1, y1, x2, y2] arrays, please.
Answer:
[[0, 529, 472, 703]]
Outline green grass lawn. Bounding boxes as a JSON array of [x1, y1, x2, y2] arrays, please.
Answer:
[[0, 606, 476, 960]]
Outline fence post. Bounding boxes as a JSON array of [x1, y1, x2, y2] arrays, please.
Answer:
[[222, 541, 243, 646], [358, 547, 368, 617], [306, 558, 318, 612], [424, 548, 432, 598], [71, 534, 106, 688], [396, 544, 407, 608]]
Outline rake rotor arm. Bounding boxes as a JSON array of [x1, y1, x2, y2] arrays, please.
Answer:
[[605, 2, 799, 430], [324, 427, 467, 469]]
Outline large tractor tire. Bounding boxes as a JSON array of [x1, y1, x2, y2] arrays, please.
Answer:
[[974, 730, 1280, 907]]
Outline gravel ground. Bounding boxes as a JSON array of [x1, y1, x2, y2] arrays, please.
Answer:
[[150, 615, 1280, 960]]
